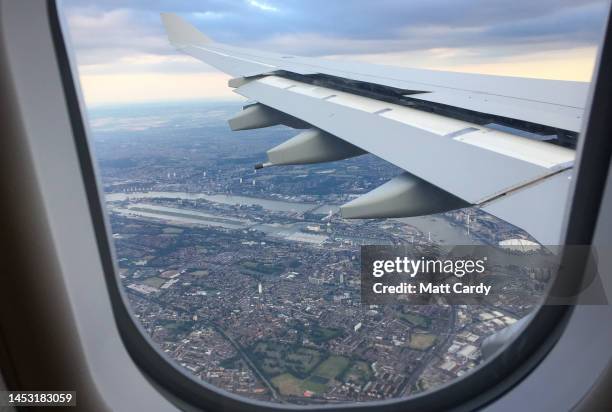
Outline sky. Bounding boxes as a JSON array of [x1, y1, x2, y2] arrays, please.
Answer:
[[60, 0, 611, 106]]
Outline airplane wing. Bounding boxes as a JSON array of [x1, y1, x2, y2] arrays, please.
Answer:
[[161, 13, 588, 245]]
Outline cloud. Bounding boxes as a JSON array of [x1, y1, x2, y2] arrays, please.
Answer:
[[247, 0, 279, 13], [62, 0, 609, 59], [325, 46, 598, 81], [59, 0, 610, 104], [64, 7, 169, 64], [192, 11, 226, 20], [79, 72, 241, 105]]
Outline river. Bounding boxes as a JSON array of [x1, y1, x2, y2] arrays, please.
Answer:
[[106, 191, 478, 245], [106, 191, 317, 213]]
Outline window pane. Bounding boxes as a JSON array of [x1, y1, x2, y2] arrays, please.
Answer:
[[61, 0, 607, 405]]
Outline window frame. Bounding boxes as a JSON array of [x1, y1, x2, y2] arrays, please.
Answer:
[[48, 0, 612, 410]]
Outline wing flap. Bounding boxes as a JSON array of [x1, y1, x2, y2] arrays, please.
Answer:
[[482, 169, 573, 245], [410, 90, 584, 133], [233, 75, 574, 205]]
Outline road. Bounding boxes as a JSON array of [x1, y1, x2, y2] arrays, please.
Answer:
[[401, 304, 458, 396], [212, 324, 284, 403], [127, 289, 284, 401]]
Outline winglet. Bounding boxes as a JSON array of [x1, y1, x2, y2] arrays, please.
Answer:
[[161, 13, 211, 46]]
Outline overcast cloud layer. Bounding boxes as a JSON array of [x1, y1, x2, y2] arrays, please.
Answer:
[[60, 0, 610, 103]]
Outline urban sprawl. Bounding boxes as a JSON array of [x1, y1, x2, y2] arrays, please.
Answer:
[[93, 102, 547, 404]]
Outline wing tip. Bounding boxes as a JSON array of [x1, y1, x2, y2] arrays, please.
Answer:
[[160, 13, 211, 46]]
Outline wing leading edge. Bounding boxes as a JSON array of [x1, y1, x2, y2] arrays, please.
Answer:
[[162, 13, 582, 245]]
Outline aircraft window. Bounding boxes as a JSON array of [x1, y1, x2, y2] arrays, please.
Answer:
[[58, 0, 609, 408]]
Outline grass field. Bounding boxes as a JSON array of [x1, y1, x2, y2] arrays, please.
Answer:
[[252, 342, 324, 378], [408, 333, 437, 350], [255, 340, 358, 398], [343, 361, 372, 386], [269, 355, 368, 397], [271, 374, 305, 397], [301, 376, 328, 394], [308, 325, 344, 343], [400, 311, 430, 328], [240, 261, 284, 277], [253, 342, 284, 375], [142, 276, 165, 288], [158, 319, 193, 337], [285, 347, 322, 375], [313, 356, 350, 380], [261, 358, 284, 376], [270, 373, 328, 396]]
